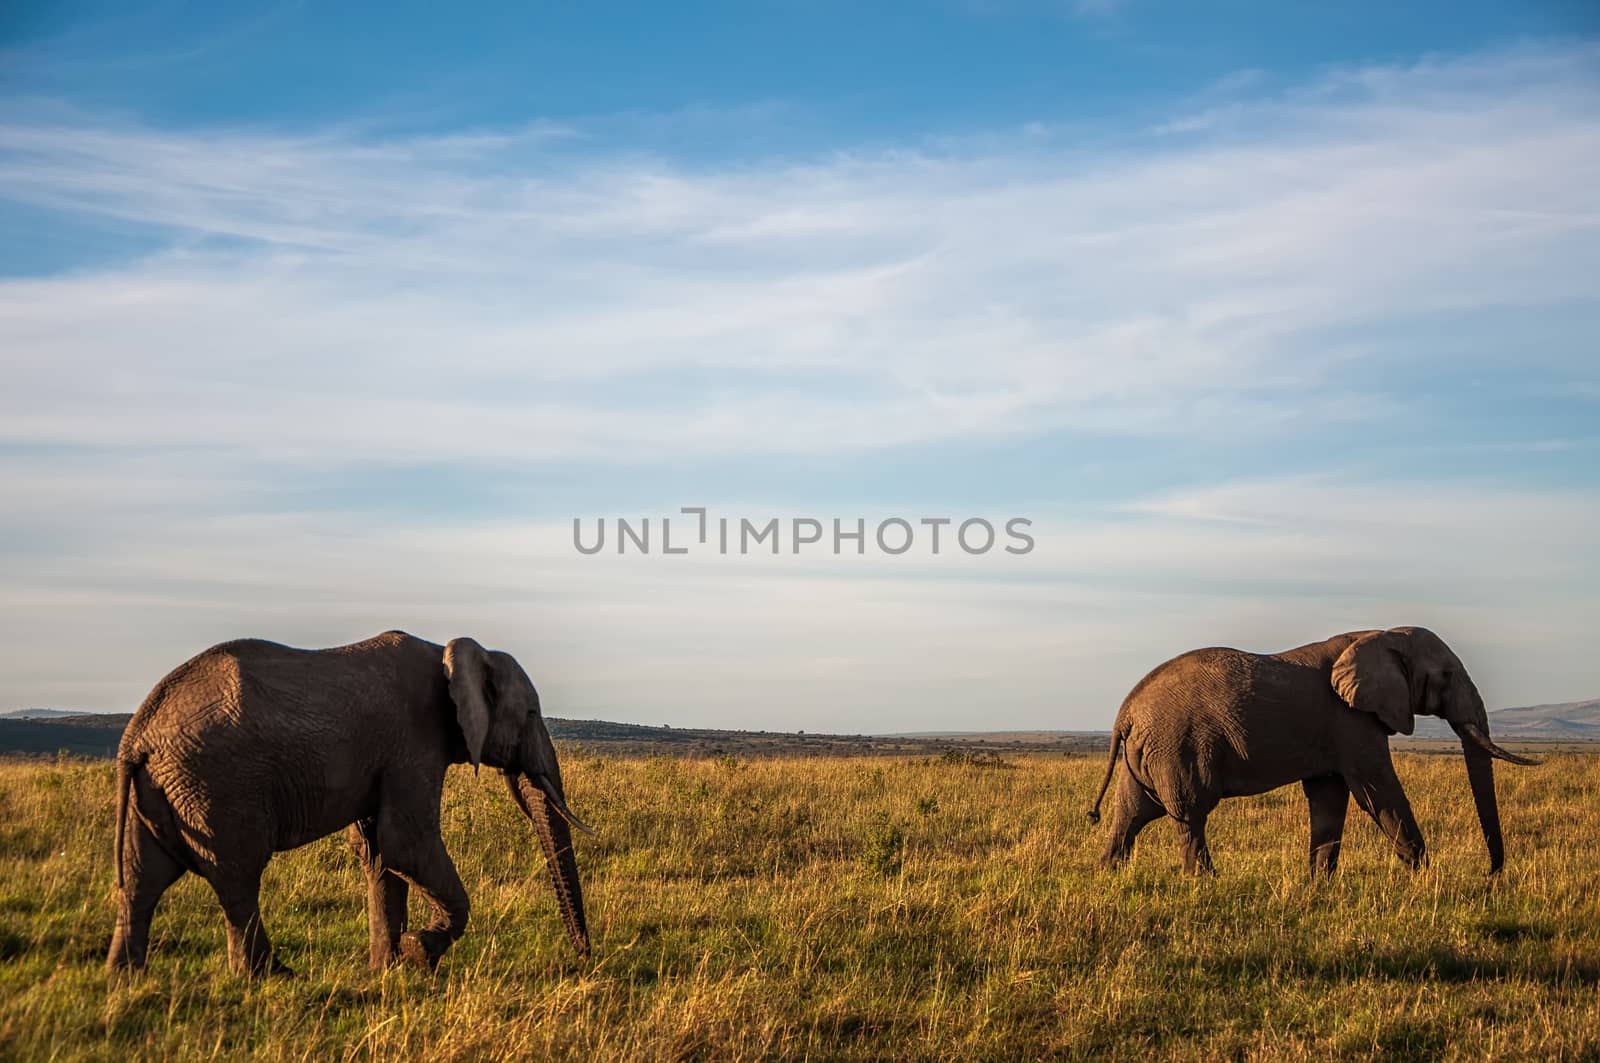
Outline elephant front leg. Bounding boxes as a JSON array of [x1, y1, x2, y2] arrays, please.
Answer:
[[1301, 776, 1350, 875], [1349, 762, 1426, 869], [378, 824, 471, 972]]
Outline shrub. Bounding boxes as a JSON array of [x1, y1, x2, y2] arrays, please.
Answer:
[[861, 812, 905, 877]]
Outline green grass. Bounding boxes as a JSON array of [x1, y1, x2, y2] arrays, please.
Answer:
[[1, 752, 1597, 1060]]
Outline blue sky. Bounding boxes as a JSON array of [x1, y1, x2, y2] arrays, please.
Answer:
[[1, 2, 1597, 730]]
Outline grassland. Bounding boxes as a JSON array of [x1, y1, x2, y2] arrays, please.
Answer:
[[1, 752, 1596, 1061]]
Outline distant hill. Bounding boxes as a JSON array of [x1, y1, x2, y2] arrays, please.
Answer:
[[0, 714, 127, 757], [0, 708, 84, 721], [1490, 699, 1600, 739], [4, 699, 1592, 760], [0, 712, 1105, 760], [1413, 699, 1600, 741]]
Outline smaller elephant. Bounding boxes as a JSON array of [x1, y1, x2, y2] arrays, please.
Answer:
[[1086, 627, 1537, 874], [107, 631, 592, 975]]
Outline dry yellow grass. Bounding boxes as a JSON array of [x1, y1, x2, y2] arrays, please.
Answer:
[[1, 751, 1597, 1060]]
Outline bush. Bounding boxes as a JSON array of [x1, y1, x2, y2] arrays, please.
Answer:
[[938, 747, 1011, 768], [861, 812, 905, 877]]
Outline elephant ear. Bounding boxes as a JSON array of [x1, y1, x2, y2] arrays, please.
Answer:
[[444, 637, 493, 768], [1331, 631, 1414, 736]]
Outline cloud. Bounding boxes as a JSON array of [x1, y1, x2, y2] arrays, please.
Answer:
[[1, 468, 1595, 728], [2, 43, 1597, 466], [1, 43, 1597, 727]]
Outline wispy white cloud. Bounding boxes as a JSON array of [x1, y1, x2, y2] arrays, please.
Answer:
[[1, 43, 1597, 725], [1, 467, 1595, 727], [2, 43, 1597, 464]]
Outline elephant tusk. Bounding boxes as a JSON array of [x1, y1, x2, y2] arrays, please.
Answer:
[[535, 775, 598, 837], [1459, 723, 1542, 766]]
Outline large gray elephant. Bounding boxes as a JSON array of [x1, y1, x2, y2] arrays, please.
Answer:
[[1085, 627, 1537, 875], [106, 630, 592, 975]]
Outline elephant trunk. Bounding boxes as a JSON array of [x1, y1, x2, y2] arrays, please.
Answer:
[[1444, 679, 1536, 875], [505, 770, 590, 957], [1458, 734, 1505, 875], [525, 713, 597, 836]]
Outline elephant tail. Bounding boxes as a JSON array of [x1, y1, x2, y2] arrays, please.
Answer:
[[112, 756, 141, 893], [1086, 726, 1124, 825]]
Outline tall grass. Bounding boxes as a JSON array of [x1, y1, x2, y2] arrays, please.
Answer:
[[1, 752, 1596, 1060]]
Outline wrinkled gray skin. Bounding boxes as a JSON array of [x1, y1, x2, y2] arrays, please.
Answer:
[[106, 631, 591, 976], [1086, 627, 1537, 875]]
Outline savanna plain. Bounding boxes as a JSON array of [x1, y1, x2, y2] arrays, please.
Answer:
[[1, 751, 1597, 1061]]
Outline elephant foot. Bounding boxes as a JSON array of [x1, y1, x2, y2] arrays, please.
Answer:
[[1395, 845, 1427, 871], [105, 944, 145, 974], [398, 930, 450, 972], [237, 954, 295, 980]]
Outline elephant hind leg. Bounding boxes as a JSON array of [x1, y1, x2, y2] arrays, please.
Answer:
[[106, 816, 186, 972], [346, 819, 409, 969], [1302, 775, 1351, 875], [1174, 811, 1215, 875], [1098, 771, 1166, 869], [210, 867, 288, 977]]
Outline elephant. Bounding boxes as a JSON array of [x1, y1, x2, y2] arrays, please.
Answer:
[[1085, 627, 1537, 875], [106, 630, 592, 975]]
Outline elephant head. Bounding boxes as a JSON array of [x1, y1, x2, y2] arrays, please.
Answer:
[[1331, 626, 1537, 873], [445, 637, 592, 956]]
